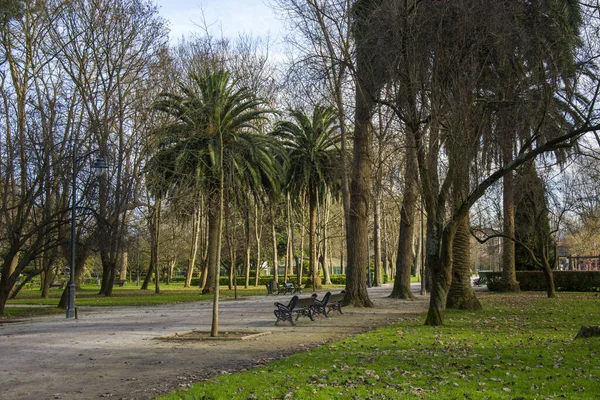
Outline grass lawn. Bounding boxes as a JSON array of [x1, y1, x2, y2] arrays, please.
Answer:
[[2, 282, 345, 319], [160, 292, 600, 400]]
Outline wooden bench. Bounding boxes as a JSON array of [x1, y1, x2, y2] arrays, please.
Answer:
[[292, 296, 317, 321], [274, 296, 298, 325], [49, 282, 64, 289], [114, 280, 126, 287], [326, 291, 345, 315], [274, 295, 319, 325], [312, 292, 331, 317], [279, 282, 301, 295]]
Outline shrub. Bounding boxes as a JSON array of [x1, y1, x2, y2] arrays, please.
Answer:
[[189, 274, 346, 287], [484, 270, 600, 292]]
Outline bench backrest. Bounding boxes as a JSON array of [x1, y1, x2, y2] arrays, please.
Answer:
[[295, 296, 315, 308], [328, 291, 345, 303]]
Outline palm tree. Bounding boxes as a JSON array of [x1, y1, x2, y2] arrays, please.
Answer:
[[273, 105, 341, 290], [148, 70, 282, 302]]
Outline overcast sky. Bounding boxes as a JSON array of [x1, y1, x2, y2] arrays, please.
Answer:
[[154, 0, 285, 43]]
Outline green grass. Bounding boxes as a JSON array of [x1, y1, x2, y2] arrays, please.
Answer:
[[159, 292, 600, 400], [3, 282, 345, 319]]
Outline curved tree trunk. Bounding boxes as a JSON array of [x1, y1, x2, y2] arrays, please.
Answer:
[[424, 221, 454, 326]]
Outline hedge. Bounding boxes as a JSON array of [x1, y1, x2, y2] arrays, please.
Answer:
[[483, 271, 600, 292], [190, 274, 347, 288]]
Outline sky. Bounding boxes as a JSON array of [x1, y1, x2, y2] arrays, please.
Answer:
[[153, 0, 286, 44]]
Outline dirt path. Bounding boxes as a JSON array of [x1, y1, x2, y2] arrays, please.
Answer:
[[0, 283, 428, 400]]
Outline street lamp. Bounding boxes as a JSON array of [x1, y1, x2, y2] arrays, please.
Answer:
[[66, 148, 109, 319]]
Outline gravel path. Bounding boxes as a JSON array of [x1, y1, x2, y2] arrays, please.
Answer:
[[0, 283, 428, 400]]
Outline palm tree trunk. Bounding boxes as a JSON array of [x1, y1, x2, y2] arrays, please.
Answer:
[[446, 213, 482, 310]]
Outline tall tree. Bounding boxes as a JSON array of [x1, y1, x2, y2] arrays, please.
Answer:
[[149, 69, 282, 295], [273, 105, 341, 291]]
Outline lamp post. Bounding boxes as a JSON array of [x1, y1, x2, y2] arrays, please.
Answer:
[[66, 145, 109, 319]]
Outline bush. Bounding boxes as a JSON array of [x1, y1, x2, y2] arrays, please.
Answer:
[[485, 270, 600, 292]]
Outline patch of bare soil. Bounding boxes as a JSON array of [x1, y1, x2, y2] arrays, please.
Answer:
[[0, 284, 428, 400]]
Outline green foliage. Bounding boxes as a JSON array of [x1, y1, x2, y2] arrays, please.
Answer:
[[272, 105, 341, 204], [485, 271, 600, 292], [159, 293, 600, 399]]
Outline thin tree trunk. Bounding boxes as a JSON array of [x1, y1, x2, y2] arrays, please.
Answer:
[[185, 203, 202, 287], [322, 194, 332, 285], [244, 200, 251, 288], [202, 188, 220, 294], [120, 251, 128, 282], [270, 204, 279, 282], [307, 188, 322, 290], [254, 201, 263, 287]]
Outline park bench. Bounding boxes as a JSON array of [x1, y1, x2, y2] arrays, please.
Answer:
[[50, 282, 64, 289], [274, 295, 319, 325], [311, 292, 331, 317], [274, 295, 298, 325], [279, 282, 301, 295], [266, 280, 279, 295], [292, 296, 317, 321], [114, 280, 126, 287], [326, 291, 345, 315]]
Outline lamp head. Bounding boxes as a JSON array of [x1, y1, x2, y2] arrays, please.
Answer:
[[92, 156, 109, 175]]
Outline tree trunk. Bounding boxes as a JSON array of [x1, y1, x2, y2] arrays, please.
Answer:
[[254, 202, 262, 287], [501, 168, 520, 292], [542, 262, 556, 298], [424, 221, 454, 326], [390, 137, 418, 299], [244, 201, 251, 288], [202, 188, 220, 294], [307, 188, 322, 290], [322, 194, 332, 285], [120, 251, 128, 282], [153, 199, 161, 294], [270, 205, 279, 282], [344, 80, 374, 307], [446, 214, 482, 310], [373, 196, 382, 287], [185, 203, 202, 287]]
